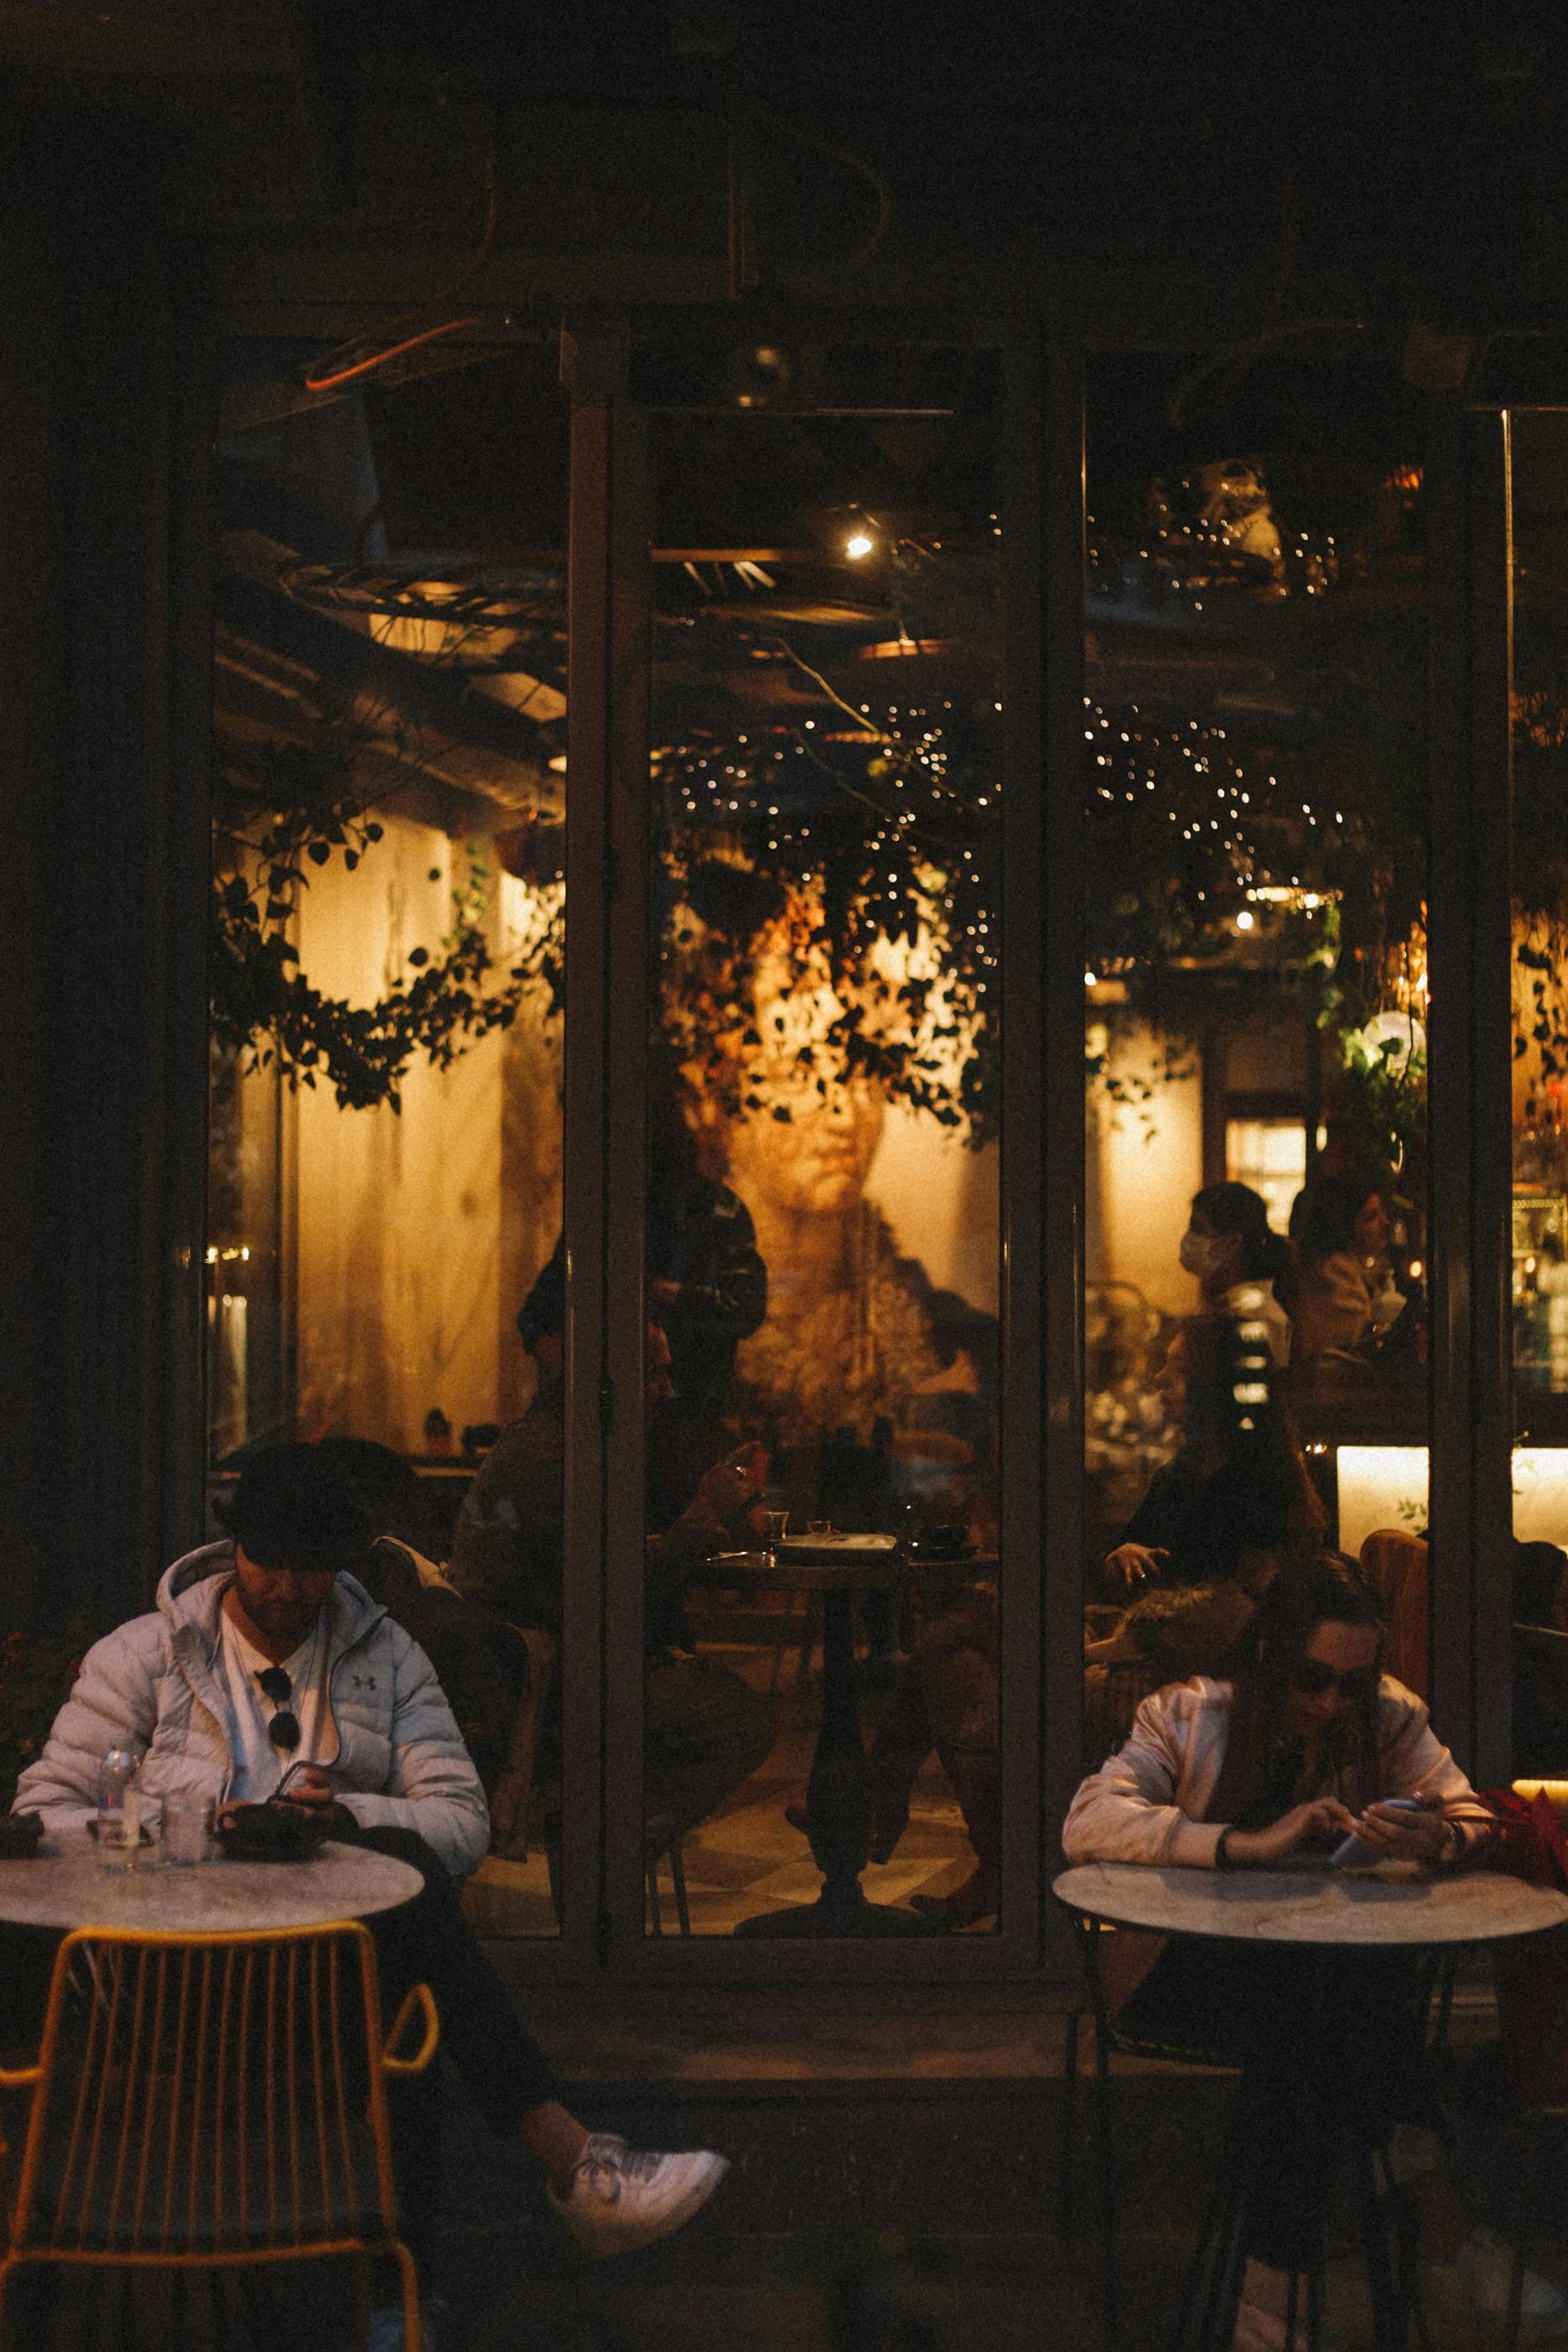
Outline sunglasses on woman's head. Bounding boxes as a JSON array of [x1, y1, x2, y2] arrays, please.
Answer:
[[1289, 1659, 1378, 1701], [256, 1665, 301, 1753]]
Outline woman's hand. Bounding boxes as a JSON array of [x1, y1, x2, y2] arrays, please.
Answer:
[[1225, 1796, 1357, 1865], [1347, 1799, 1454, 1865], [1105, 1543, 1170, 1588]]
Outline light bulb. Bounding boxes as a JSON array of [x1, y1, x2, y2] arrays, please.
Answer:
[[845, 532, 875, 561]]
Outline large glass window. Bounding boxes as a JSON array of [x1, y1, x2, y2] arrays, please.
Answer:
[[209, 340, 569, 1934], [1508, 409, 1568, 1783], [635, 344, 1004, 1935], [1083, 352, 1431, 1761]]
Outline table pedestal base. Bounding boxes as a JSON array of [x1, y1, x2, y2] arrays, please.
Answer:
[[735, 1879, 940, 1939]]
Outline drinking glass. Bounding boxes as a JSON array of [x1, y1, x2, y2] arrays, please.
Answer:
[[761, 1508, 788, 1568], [164, 1794, 213, 1867], [136, 1794, 164, 1869]]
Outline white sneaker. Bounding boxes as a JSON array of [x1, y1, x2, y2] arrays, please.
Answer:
[[1457, 2227, 1568, 2340], [548, 2133, 729, 2257]]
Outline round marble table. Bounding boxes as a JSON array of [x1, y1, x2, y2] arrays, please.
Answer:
[[1054, 1859, 1568, 1948], [1054, 1862, 1568, 2352], [0, 1834, 423, 1934]]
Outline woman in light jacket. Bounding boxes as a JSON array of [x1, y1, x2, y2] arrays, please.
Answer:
[[1064, 1554, 1492, 2352]]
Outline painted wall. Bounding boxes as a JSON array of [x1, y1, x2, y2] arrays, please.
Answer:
[[1085, 1020, 1203, 1320]]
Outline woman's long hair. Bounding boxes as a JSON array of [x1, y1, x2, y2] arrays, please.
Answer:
[[1223, 1552, 1385, 1824], [1287, 1171, 1383, 1269]]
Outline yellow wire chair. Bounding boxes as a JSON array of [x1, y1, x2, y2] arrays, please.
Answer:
[[0, 1921, 439, 2349]]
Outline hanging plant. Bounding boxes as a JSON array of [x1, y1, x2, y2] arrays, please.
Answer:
[[210, 734, 561, 1113]]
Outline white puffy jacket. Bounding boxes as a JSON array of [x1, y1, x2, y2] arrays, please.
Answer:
[[13, 1542, 491, 1880], [1062, 1673, 1488, 1869]]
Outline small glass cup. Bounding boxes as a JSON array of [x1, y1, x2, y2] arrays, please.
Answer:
[[164, 1794, 214, 1867], [136, 1794, 164, 1869], [761, 1508, 788, 1567], [807, 1519, 834, 1537]]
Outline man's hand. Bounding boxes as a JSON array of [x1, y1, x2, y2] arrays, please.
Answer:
[[1347, 1799, 1453, 1865], [1224, 1796, 1358, 1866], [650, 1277, 681, 1307], [268, 1768, 356, 1837], [1105, 1543, 1170, 1587], [690, 1444, 766, 1530]]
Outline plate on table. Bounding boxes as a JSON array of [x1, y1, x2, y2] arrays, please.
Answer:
[[776, 1533, 897, 1555]]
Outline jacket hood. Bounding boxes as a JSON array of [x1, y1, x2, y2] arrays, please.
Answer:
[[158, 1539, 385, 1661]]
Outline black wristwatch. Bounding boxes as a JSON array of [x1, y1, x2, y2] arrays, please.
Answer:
[[1215, 1826, 1242, 1871]]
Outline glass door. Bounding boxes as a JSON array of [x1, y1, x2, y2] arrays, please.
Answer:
[[600, 326, 1043, 1970]]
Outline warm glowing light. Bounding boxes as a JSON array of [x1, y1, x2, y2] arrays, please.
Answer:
[[1084, 970, 1098, 988], [1234, 909, 1254, 932], [845, 531, 875, 561]]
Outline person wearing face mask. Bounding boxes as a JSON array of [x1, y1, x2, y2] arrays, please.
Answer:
[[1178, 1182, 1294, 1369]]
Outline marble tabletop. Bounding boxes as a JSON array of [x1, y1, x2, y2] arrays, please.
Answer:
[[1053, 1861, 1568, 1948], [0, 1835, 423, 1934]]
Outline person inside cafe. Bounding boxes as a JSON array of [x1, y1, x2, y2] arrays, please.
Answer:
[[1063, 1552, 1511, 2351], [1179, 1181, 1294, 1368], [447, 1258, 776, 1851], [1101, 1315, 1325, 1597], [1286, 1169, 1410, 1378], [12, 1444, 729, 2276]]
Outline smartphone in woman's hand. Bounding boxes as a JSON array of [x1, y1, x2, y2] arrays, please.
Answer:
[[1330, 1794, 1425, 1868]]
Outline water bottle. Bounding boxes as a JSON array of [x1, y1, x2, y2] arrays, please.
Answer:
[[98, 1747, 142, 1872]]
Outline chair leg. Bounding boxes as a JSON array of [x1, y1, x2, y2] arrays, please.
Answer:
[[1060, 2003, 1084, 2242], [669, 1838, 692, 1937], [646, 1862, 664, 1937], [392, 2236, 422, 2352], [354, 2247, 374, 2350], [1093, 2012, 1118, 2352]]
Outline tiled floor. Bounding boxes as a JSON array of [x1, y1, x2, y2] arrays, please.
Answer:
[[463, 1638, 986, 1941]]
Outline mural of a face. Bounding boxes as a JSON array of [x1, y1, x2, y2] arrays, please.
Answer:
[[727, 1073, 886, 1221]]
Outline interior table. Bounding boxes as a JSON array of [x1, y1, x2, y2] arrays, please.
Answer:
[[723, 1534, 979, 1939], [1053, 1861, 1568, 2352], [0, 1831, 423, 1934]]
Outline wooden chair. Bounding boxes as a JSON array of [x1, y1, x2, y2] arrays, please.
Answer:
[[0, 1922, 439, 2348], [1358, 1529, 1430, 1696], [488, 1626, 558, 1861]]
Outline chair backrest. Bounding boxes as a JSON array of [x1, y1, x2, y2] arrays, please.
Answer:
[[1359, 1527, 1430, 1698], [490, 1625, 558, 1860], [9, 1922, 397, 2258]]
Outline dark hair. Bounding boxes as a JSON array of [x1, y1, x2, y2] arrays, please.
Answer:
[[221, 1443, 373, 1577], [517, 1236, 566, 1350], [1228, 1551, 1385, 1820], [1514, 1541, 1568, 1630], [1192, 1181, 1291, 1286], [1288, 1171, 1384, 1267]]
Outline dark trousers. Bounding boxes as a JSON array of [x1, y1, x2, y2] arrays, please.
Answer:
[[344, 1825, 559, 2264], [1116, 1936, 1434, 2273]]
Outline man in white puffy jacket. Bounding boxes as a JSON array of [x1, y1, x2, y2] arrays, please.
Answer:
[[13, 1445, 728, 2277]]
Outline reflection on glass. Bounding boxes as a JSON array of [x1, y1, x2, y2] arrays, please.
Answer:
[[639, 348, 1003, 1934], [1509, 411, 1568, 1781], [1083, 354, 1432, 1765], [206, 341, 569, 1934]]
